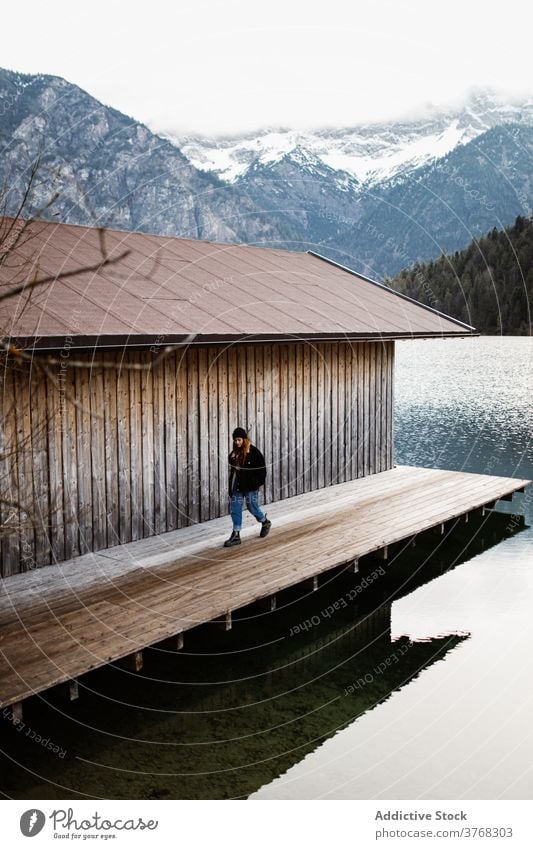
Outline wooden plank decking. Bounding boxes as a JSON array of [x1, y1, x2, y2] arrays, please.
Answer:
[[0, 465, 529, 712]]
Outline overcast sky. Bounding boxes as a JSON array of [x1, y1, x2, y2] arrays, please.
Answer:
[[3, 0, 532, 135]]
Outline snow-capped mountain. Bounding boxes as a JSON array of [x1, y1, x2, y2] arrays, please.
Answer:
[[172, 89, 533, 187]]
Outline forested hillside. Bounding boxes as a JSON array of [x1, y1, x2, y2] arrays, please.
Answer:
[[387, 215, 532, 334]]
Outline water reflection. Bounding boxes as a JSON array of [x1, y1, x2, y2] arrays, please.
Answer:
[[254, 337, 533, 800], [253, 513, 533, 800]]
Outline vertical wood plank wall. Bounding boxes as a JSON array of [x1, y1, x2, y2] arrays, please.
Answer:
[[0, 341, 394, 576]]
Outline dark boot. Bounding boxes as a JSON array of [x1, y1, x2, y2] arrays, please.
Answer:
[[224, 530, 241, 548], [259, 516, 272, 538]]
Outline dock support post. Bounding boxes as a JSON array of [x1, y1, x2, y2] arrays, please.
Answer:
[[67, 679, 79, 701], [368, 546, 388, 561], [6, 702, 23, 726], [160, 633, 184, 651]]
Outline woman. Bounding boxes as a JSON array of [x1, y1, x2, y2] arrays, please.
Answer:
[[224, 427, 271, 547]]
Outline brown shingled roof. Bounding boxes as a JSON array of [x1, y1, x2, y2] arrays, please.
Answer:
[[0, 218, 475, 349]]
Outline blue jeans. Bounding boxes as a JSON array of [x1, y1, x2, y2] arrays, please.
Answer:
[[230, 490, 266, 531]]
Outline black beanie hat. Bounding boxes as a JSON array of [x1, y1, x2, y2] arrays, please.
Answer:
[[232, 427, 247, 439]]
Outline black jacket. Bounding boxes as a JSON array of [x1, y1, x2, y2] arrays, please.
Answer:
[[228, 445, 267, 496]]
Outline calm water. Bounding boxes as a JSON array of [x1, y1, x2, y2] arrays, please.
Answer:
[[1, 337, 531, 800]]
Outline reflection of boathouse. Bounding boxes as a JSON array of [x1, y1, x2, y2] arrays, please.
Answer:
[[0, 217, 530, 723]]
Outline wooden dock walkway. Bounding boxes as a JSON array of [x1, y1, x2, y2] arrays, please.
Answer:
[[0, 465, 529, 718]]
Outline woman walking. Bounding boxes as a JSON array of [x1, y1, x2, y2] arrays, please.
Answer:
[[224, 427, 272, 547]]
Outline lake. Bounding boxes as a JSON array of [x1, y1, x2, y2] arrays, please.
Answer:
[[1, 337, 531, 800]]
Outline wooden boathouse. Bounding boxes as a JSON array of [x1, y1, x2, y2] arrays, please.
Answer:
[[0, 217, 530, 721]]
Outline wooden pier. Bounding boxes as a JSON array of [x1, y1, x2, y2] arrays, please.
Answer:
[[0, 465, 529, 719]]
